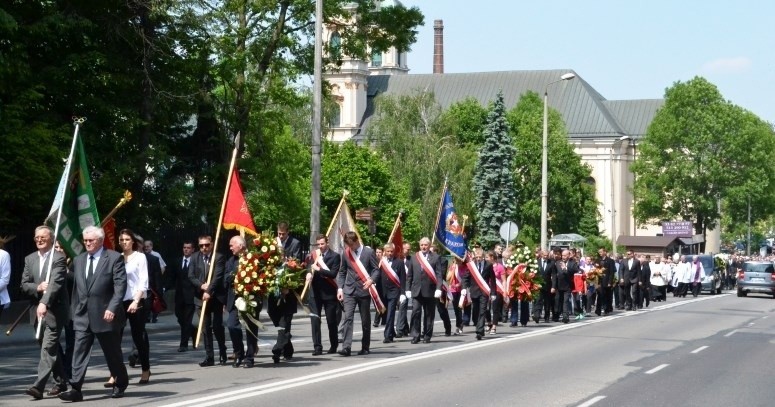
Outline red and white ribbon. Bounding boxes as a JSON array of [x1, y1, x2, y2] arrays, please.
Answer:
[[345, 248, 386, 314]]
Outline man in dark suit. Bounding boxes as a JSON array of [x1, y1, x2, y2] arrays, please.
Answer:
[[277, 221, 302, 260], [336, 231, 380, 356], [638, 254, 652, 308], [143, 245, 163, 324], [551, 250, 577, 323], [20, 226, 69, 399], [59, 226, 128, 402], [188, 234, 228, 367], [168, 241, 196, 352], [225, 236, 260, 368], [406, 237, 443, 344], [395, 242, 412, 338], [463, 250, 495, 340], [533, 250, 554, 323], [307, 234, 342, 355], [622, 250, 641, 310], [596, 247, 617, 315], [433, 246, 452, 336], [380, 242, 404, 343]]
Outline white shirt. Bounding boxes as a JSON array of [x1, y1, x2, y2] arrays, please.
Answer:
[[0, 249, 10, 307], [124, 251, 149, 301], [38, 250, 51, 278]]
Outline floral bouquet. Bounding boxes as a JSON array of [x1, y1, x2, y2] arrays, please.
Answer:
[[233, 234, 283, 315], [505, 245, 542, 301], [585, 267, 603, 286], [270, 257, 307, 298], [504, 245, 538, 273]]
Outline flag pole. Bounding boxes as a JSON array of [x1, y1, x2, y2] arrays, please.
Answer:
[[387, 211, 402, 244], [325, 190, 349, 236], [100, 190, 133, 225], [36, 117, 83, 339], [194, 132, 240, 348], [430, 177, 448, 245]]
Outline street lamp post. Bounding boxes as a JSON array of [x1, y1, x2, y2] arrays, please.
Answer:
[[540, 72, 576, 251], [609, 135, 632, 256]]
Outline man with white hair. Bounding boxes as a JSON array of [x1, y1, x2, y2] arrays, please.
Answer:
[[406, 237, 443, 344], [225, 235, 259, 368]]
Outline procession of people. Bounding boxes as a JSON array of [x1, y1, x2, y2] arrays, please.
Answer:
[[13, 216, 717, 403]]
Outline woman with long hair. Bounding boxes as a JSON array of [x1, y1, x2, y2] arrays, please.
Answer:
[[106, 229, 150, 386]]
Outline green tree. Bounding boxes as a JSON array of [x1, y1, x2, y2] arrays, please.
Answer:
[[631, 77, 775, 239], [506, 91, 597, 243], [473, 92, 516, 249], [441, 97, 489, 146]]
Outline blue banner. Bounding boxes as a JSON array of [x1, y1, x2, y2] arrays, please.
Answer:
[[435, 187, 467, 259]]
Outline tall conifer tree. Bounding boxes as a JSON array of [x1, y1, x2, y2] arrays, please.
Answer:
[[473, 92, 516, 249]]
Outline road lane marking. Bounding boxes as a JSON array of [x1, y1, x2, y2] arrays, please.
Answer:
[[158, 294, 728, 407], [691, 345, 708, 354], [724, 329, 738, 337], [748, 322, 755, 326], [645, 364, 669, 374], [577, 396, 606, 407]]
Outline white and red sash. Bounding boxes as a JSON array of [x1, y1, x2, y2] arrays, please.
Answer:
[[416, 252, 438, 285], [311, 249, 338, 290], [464, 254, 491, 296], [505, 264, 524, 299], [345, 248, 386, 314], [379, 257, 402, 288]]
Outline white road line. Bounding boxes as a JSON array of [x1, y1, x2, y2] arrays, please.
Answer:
[[748, 322, 755, 326], [762, 316, 769, 319], [158, 294, 726, 407], [577, 395, 606, 407], [724, 329, 738, 337], [645, 364, 669, 374], [691, 345, 709, 354]]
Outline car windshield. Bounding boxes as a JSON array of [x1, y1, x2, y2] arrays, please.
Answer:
[[744, 263, 774, 274]]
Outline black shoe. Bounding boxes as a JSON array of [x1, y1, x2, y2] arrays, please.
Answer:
[[177, 347, 188, 352], [544, 318, 550, 323], [423, 338, 431, 344], [552, 318, 559, 322], [338, 348, 351, 357], [233, 356, 244, 368], [410, 337, 420, 344], [338, 338, 343, 344], [25, 387, 43, 400], [58, 389, 83, 402], [476, 334, 483, 340], [383, 338, 393, 343], [357, 349, 370, 355], [312, 349, 323, 356], [243, 361, 254, 368], [272, 354, 280, 364], [509, 323, 517, 327], [372, 322, 379, 328], [326, 347, 337, 354], [128, 354, 137, 368], [219, 356, 228, 365], [444, 331, 451, 337], [595, 310, 602, 316], [152, 317, 158, 323], [283, 355, 293, 361], [110, 386, 126, 399], [48, 385, 67, 397], [395, 334, 404, 338], [562, 318, 569, 324], [199, 357, 214, 367], [533, 317, 540, 323]]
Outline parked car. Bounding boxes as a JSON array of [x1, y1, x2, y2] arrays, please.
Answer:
[[684, 255, 723, 294], [737, 261, 775, 298]]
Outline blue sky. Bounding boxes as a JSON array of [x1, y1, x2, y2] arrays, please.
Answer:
[[402, 0, 773, 123]]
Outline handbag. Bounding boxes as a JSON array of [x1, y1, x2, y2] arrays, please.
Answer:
[[150, 289, 167, 314]]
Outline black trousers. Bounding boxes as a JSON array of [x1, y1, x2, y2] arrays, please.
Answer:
[[554, 290, 571, 321], [227, 304, 260, 362], [309, 292, 340, 351], [533, 289, 553, 321], [691, 282, 701, 297], [175, 298, 195, 348], [491, 294, 504, 325], [595, 286, 612, 314], [451, 292, 464, 329], [123, 300, 150, 371], [410, 296, 436, 340], [471, 295, 489, 335], [272, 312, 294, 358], [436, 299, 451, 335], [383, 296, 398, 339], [69, 329, 127, 391], [198, 298, 227, 359], [396, 298, 409, 335]]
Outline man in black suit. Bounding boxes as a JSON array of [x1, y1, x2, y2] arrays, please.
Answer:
[[406, 237, 443, 344], [336, 231, 380, 356], [638, 254, 652, 308], [533, 250, 554, 323], [59, 226, 128, 402], [395, 242, 412, 338], [20, 226, 69, 399], [380, 243, 404, 343], [551, 250, 577, 323], [225, 236, 260, 368], [307, 234, 342, 355], [277, 221, 302, 260], [463, 250, 495, 340], [433, 246, 452, 336], [596, 247, 617, 315], [169, 241, 196, 352], [622, 250, 641, 310], [188, 234, 228, 367]]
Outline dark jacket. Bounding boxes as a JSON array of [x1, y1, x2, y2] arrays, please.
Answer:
[[551, 259, 576, 292], [70, 249, 127, 333], [188, 251, 226, 305], [406, 251, 443, 298], [310, 249, 342, 301], [20, 251, 69, 329]]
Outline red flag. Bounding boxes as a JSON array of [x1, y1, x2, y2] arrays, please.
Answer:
[[223, 169, 258, 237], [103, 217, 116, 250], [390, 221, 404, 259]]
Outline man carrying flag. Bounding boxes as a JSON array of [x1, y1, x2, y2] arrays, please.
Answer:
[[306, 234, 342, 356], [336, 231, 381, 356], [406, 237, 443, 344]]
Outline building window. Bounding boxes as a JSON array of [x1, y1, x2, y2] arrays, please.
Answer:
[[396, 52, 402, 67], [330, 103, 341, 127], [329, 32, 341, 60], [371, 51, 382, 67]]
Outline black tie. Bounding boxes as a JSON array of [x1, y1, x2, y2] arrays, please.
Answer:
[[183, 258, 189, 272], [87, 255, 95, 282]]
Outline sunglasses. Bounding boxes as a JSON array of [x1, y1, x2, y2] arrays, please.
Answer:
[[199, 243, 211, 248]]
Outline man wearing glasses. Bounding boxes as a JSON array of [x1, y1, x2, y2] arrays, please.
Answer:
[[188, 235, 227, 367]]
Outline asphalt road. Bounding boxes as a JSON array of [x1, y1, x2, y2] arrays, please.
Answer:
[[1, 291, 774, 407]]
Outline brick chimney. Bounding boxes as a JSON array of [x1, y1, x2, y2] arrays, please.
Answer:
[[433, 19, 444, 74]]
